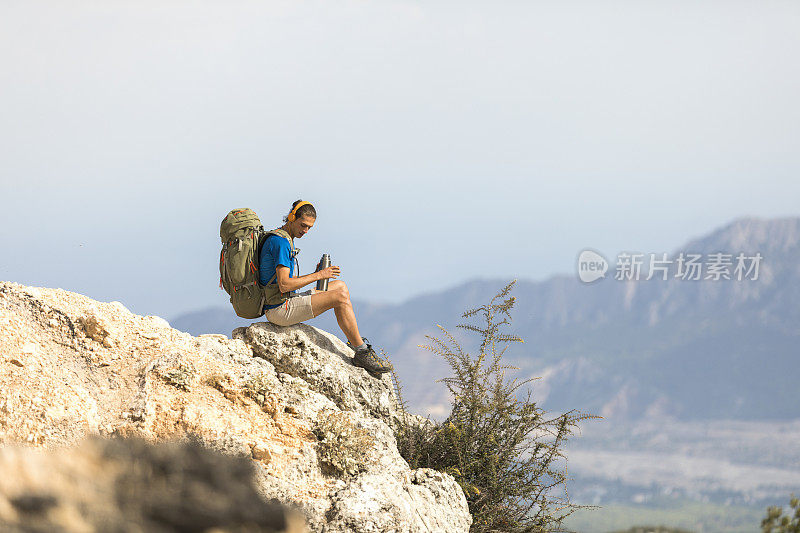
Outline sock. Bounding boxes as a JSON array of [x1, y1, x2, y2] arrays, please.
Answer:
[[354, 342, 367, 352]]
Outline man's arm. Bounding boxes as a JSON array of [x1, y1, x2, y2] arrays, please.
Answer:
[[276, 264, 340, 293]]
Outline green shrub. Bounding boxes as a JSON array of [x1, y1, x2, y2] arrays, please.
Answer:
[[314, 410, 375, 477], [396, 280, 597, 533], [162, 362, 196, 392], [243, 372, 272, 406], [763, 495, 800, 533]]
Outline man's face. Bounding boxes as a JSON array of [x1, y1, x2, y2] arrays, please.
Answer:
[[293, 214, 316, 238]]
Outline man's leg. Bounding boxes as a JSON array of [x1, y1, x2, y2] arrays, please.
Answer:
[[310, 280, 364, 347]]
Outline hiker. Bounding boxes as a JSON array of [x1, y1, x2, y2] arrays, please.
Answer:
[[259, 200, 391, 375]]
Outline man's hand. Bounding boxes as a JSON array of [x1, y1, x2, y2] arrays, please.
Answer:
[[317, 265, 341, 281], [275, 264, 340, 293]]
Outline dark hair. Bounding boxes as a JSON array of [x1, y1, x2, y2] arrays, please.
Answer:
[[283, 199, 317, 222]]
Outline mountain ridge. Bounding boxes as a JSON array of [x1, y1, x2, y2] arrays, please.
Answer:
[[173, 216, 800, 420]]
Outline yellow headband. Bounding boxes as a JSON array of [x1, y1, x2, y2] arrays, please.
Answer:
[[288, 201, 313, 222]]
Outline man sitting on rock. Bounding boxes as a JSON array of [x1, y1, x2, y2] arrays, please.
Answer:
[[260, 200, 391, 375]]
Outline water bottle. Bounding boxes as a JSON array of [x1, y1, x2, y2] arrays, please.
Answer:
[[316, 254, 331, 291]]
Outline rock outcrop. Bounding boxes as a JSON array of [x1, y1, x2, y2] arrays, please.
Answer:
[[0, 282, 471, 533]]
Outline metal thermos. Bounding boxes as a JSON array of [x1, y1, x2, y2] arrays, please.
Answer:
[[316, 254, 331, 291]]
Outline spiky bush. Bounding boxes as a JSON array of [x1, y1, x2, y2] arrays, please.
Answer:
[[396, 280, 596, 533], [763, 495, 800, 533]]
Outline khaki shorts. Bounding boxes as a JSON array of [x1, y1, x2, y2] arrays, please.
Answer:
[[264, 291, 314, 326]]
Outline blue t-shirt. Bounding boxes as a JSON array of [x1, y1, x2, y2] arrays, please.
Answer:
[[259, 234, 295, 310]]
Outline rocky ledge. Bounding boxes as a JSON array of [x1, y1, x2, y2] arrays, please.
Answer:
[[0, 282, 471, 532]]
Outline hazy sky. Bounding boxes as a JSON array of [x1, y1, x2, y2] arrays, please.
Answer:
[[1, 0, 798, 318]]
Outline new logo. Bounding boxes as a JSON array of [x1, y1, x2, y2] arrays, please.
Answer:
[[577, 249, 608, 283]]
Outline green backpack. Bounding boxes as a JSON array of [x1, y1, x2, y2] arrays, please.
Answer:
[[219, 208, 297, 319]]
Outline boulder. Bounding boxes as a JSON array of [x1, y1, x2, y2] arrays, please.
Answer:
[[0, 282, 471, 533]]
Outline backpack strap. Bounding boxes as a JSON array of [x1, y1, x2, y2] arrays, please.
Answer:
[[263, 228, 300, 286], [267, 228, 294, 253]]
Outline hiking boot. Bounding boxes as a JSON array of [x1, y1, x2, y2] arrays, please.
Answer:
[[348, 338, 392, 375]]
